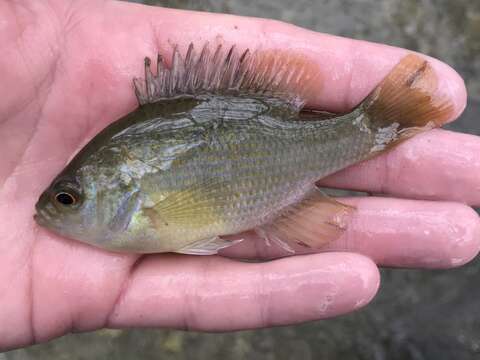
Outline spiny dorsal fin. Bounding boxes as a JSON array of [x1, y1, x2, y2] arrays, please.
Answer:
[[133, 43, 320, 110]]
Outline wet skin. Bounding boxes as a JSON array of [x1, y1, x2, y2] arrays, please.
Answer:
[[1, 0, 479, 351]]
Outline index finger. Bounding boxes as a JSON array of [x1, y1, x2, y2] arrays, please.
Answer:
[[25, 0, 467, 183], [94, 1, 466, 116]]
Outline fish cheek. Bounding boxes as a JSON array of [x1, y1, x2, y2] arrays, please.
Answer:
[[107, 190, 142, 234]]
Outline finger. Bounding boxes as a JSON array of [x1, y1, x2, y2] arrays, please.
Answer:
[[320, 130, 480, 206], [107, 253, 379, 331], [28, 230, 138, 345], [61, 1, 465, 131], [122, 3, 466, 115], [221, 197, 480, 269], [23, 3, 468, 187]]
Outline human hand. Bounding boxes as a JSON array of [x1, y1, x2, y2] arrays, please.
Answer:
[[1, 0, 479, 351]]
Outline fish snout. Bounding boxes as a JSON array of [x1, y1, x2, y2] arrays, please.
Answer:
[[34, 192, 58, 227]]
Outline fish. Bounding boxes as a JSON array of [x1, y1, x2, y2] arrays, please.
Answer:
[[34, 43, 453, 254]]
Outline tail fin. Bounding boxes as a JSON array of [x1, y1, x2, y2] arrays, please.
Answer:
[[361, 54, 454, 151]]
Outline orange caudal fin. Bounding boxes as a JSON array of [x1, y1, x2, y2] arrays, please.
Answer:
[[360, 54, 454, 152]]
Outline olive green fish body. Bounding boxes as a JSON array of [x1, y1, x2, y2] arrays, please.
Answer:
[[92, 95, 373, 252]]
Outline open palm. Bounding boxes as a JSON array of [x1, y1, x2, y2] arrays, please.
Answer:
[[1, 0, 479, 351]]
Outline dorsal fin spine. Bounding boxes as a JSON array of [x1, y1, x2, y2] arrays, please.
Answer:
[[133, 43, 312, 109]]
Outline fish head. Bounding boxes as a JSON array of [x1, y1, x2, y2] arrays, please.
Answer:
[[34, 171, 95, 239], [34, 157, 142, 250]]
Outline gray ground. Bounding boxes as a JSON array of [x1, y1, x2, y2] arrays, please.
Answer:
[[4, 0, 480, 359]]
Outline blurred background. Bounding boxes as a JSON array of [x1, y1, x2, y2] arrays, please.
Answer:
[[4, 0, 479, 359]]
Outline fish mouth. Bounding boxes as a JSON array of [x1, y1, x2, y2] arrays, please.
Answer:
[[33, 212, 45, 226], [34, 195, 58, 229], [34, 206, 52, 228]]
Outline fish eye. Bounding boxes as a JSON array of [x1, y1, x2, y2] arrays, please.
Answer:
[[52, 179, 82, 207], [55, 191, 78, 206]]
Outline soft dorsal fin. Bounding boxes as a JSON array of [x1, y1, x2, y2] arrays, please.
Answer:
[[133, 43, 321, 111], [299, 108, 339, 121]]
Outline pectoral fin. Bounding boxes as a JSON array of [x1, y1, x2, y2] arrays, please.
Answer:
[[255, 188, 355, 252], [142, 179, 226, 230], [176, 236, 244, 255]]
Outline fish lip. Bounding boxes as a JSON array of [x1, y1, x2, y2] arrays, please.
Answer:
[[34, 198, 43, 224], [33, 212, 46, 226], [34, 195, 57, 228], [33, 206, 51, 227]]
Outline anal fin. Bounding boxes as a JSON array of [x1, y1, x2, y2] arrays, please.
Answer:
[[176, 236, 243, 255], [255, 188, 354, 252]]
